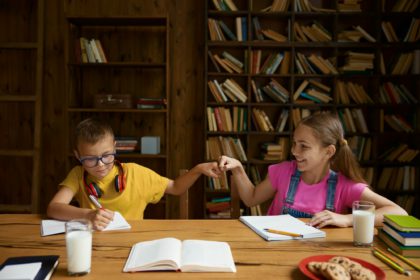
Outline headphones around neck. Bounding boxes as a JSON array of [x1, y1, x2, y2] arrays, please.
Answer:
[[83, 160, 126, 198]]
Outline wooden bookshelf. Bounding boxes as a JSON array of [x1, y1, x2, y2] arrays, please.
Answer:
[[204, 0, 420, 218], [0, 0, 44, 213], [65, 15, 170, 218]]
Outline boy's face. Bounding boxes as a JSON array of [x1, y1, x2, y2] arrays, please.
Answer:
[[75, 133, 116, 180]]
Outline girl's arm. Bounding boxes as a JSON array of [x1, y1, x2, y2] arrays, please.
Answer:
[[360, 187, 407, 226], [165, 161, 221, 195], [219, 156, 275, 207]]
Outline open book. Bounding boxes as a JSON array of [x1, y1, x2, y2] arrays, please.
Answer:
[[0, 255, 59, 280], [240, 214, 326, 241], [41, 211, 130, 236], [123, 237, 236, 272]]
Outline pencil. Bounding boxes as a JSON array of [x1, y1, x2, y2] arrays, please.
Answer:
[[372, 248, 412, 276], [387, 247, 420, 272], [264, 228, 303, 238]]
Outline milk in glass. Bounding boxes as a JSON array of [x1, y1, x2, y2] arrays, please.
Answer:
[[65, 220, 92, 275], [352, 201, 375, 247]]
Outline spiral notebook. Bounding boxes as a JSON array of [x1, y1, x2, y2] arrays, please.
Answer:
[[239, 214, 326, 241]]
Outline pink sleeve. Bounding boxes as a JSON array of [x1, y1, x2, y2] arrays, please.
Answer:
[[335, 174, 367, 214], [266, 161, 295, 215]]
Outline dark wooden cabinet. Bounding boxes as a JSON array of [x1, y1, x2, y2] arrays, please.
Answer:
[[65, 16, 171, 218]]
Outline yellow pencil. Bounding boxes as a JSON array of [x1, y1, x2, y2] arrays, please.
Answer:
[[264, 228, 303, 238], [372, 249, 411, 276], [387, 247, 420, 272]]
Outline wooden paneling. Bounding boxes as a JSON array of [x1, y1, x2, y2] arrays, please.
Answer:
[[40, 0, 205, 218]]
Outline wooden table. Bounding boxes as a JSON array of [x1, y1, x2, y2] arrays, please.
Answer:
[[0, 215, 419, 279]]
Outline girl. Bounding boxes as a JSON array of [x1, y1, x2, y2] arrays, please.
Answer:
[[218, 112, 407, 228]]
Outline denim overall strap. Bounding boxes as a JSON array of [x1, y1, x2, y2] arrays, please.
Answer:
[[325, 170, 337, 212], [284, 169, 301, 204]]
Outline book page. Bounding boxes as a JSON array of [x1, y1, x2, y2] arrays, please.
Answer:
[[180, 240, 236, 272], [41, 211, 130, 236], [123, 238, 182, 272], [0, 262, 41, 280], [240, 214, 326, 241]]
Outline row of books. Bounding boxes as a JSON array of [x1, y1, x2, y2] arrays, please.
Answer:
[[336, 80, 373, 105], [206, 136, 247, 162], [382, 18, 420, 43], [207, 78, 247, 104], [377, 166, 417, 191], [293, 79, 332, 104], [115, 137, 138, 153], [378, 215, 420, 257], [379, 144, 420, 163], [260, 138, 289, 161], [255, 78, 290, 103], [207, 106, 247, 132], [295, 52, 338, 75], [207, 174, 229, 191], [338, 108, 369, 134], [212, 0, 419, 13], [76, 37, 107, 63], [379, 82, 418, 105], [348, 136, 372, 162], [340, 51, 374, 72], [383, 113, 414, 133], [294, 21, 332, 42]]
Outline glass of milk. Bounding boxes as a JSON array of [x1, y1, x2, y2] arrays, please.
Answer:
[[65, 219, 92, 276], [352, 201, 375, 247]]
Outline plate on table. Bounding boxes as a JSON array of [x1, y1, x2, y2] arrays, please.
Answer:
[[298, 254, 385, 280]]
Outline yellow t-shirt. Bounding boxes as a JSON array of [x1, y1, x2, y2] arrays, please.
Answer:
[[60, 163, 169, 220]]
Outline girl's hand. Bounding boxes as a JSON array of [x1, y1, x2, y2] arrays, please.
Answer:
[[87, 209, 114, 231], [218, 155, 242, 172], [308, 210, 352, 228]]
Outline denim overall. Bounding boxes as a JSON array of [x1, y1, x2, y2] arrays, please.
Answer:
[[281, 169, 338, 218]]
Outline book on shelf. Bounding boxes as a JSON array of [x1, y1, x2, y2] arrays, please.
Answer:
[[261, 28, 287, 42], [218, 20, 237, 41], [384, 214, 420, 232], [353, 25, 376, 42], [123, 237, 236, 272], [239, 214, 326, 241], [0, 255, 59, 280], [383, 222, 420, 246], [378, 229, 420, 258]]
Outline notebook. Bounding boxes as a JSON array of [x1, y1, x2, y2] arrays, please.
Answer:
[[0, 255, 59, 280], [239, 214, 326, 241], [41, 211, 131, 236]]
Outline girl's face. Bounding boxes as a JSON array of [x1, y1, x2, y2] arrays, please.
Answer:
[[291, 124, 331, 174], [75, 133, 116, 180]]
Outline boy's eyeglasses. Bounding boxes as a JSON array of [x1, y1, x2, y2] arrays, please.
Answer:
[[79, 153, 116, 168]]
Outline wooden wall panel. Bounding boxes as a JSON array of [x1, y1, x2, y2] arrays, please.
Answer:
[[40, 0, 205, 218]]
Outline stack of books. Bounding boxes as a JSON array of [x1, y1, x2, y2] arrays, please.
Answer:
[[136, 98, 167, 109], [115, 137, 138, 153], [378, 214, 420, 257]]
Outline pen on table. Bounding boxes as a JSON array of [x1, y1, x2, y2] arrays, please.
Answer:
[[372, 248, 412, 276], [89, 194, 104, 210], [387, 247, 420, 272], [264, 228, 303, 238]]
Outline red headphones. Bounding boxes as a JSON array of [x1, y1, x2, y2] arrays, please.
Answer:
[[83, 160, 126, 198]]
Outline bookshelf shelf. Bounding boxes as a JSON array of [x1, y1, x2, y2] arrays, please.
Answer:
[[65, 15, 171, 218], [204, 0, 420, 218]]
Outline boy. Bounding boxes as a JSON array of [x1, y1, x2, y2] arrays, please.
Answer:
[[47, 118, 220, 230]]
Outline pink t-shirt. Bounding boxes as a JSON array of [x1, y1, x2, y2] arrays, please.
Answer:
[[267, 161, 367, 215]]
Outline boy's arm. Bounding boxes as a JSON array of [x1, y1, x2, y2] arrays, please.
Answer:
[[165, 162, 220, 195], [47, 186, 114, 230]]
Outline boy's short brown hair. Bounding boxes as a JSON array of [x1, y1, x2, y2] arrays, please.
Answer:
[[75, 118, 114, 149]]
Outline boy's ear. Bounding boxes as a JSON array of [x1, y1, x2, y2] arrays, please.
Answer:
[[73, 150, 80, 160]]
